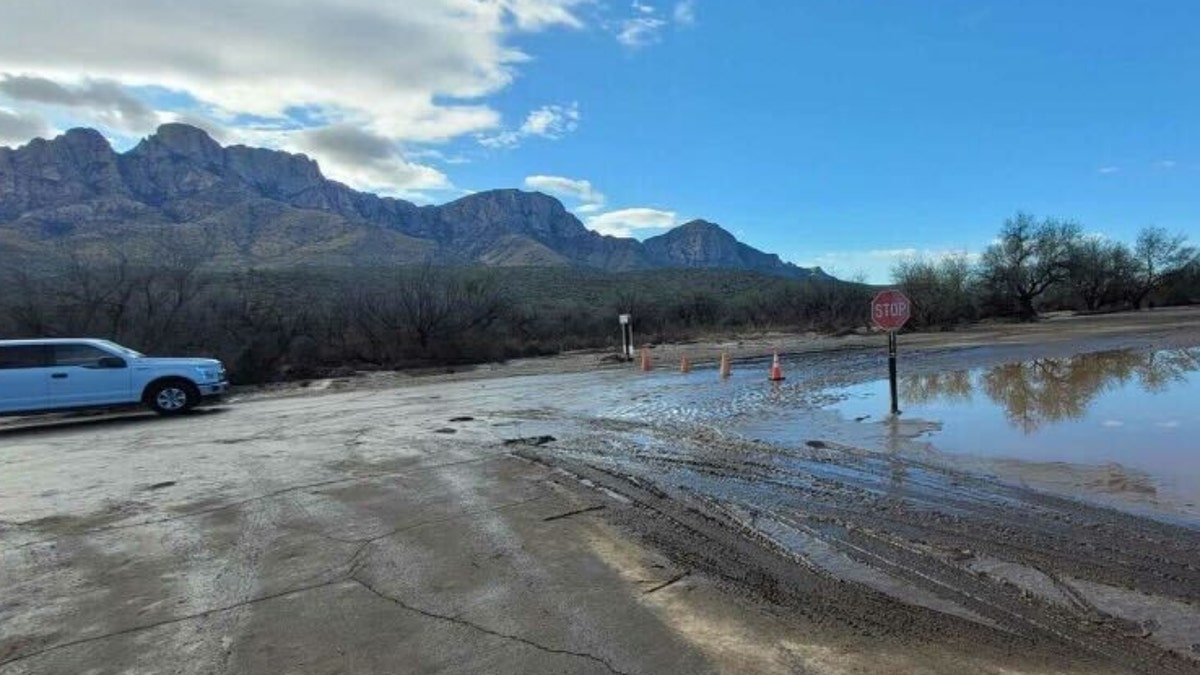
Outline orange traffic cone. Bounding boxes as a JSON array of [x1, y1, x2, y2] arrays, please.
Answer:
[[640, 346, 652, 372], [680, 355, 691, 373], [719, 351, 732, 379], [769, 352, 785, 382]]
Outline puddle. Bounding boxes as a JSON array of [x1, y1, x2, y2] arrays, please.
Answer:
[[516, 347, 1200, 654], [461, 346, 1200, 520], [825, 348, 1200, 515]]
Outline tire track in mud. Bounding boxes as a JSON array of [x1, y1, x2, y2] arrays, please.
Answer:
[[668, 440, 1200, 606], [513, 420, 1200, 674]]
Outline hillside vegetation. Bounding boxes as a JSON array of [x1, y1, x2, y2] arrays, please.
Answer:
[[4, 212, 1196, 385], [893, 213, 1199, 329], [0, 247, 870, 383]]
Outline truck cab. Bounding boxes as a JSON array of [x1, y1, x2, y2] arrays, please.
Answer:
[[0, 338, 228, 416]]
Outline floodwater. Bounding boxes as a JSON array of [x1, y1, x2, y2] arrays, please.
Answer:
[[828, 348, 1200, 516], [517, 346, 1200, 668], [516, 343, 1200, 520]]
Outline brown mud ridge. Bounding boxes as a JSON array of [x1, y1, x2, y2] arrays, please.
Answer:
[[516, 419, 1200, 675]]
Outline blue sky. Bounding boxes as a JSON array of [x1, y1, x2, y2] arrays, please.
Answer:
[[1, 1, 1197, 281]]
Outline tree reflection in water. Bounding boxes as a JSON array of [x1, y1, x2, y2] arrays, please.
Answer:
[[899, 349, 1200, 433]]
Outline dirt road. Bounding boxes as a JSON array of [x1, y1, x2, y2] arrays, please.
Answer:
[[2, 308, 1199, 674]]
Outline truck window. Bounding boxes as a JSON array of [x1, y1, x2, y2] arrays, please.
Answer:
[[0, 345, 51, 369], [53, 344, 114, 368]]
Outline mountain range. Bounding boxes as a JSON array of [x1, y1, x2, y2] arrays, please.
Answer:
[[0, 124, 827, 279]]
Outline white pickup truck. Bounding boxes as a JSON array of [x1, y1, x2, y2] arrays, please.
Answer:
[[0, 338, 228, 416]]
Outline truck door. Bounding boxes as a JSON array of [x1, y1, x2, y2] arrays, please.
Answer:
[[46, 343, 134, 409], [0, 345, 51, 414]]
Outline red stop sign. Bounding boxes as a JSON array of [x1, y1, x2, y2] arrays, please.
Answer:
[[871, 290, 911, 331]]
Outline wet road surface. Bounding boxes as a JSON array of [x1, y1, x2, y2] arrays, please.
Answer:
[[2, 330, 1200, 674]]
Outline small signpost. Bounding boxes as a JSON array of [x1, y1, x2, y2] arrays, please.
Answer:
[[619, 314, 634, 361], [871, 290, 911, 416]]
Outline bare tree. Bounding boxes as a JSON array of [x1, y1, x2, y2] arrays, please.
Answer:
[[396, 265, 457, 351], [893, 254, 976, 328], [351, 266, 510, 362], [217, 270, 317, 381], [2, 266, 54, 336], [134, 228, 214, 350], [1126, 227, 1197, 309], [1066, 237, 1135, 311], [979, 213, 1081, 319]]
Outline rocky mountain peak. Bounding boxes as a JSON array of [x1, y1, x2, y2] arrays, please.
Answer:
[[671, 219, 736, 240], [0, 127, 126, 217], [154, 123, 218, 149], [224, 145, 324, 199], [134, 123, 224, 166], [0, 124, 828, 280], [59, 127, 113, 153], [451, 188, 570, 214], [643, 217, 819, 279], [438, 189, 585, 241]]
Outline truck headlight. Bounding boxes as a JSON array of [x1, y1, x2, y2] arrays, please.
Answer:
[[196, 367, 220, 382]]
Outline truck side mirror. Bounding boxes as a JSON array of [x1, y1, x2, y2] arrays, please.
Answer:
[[97, 356, 127, 369]]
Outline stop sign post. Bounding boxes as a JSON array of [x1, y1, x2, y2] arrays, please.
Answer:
[[871, 290, 911, 416], [618, 314, 634, 361]]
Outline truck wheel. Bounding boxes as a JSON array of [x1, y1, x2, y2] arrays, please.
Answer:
[[147, 380, 199, 416]]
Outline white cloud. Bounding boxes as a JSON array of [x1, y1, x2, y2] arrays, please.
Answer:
[[406, 147, 470, 165], [145, 115, 450, 198], [480, 102, 580, 148], [521, 102, 580, 137], [503, 0, 586, 30], [1098, 166, 1120, 174], [525, 172, 679, 235], [1154, 159, 1178, 169], [0, 0, 584, 191], [609, 1, 691, 47], [617, 15, 668, 47], [673, 0, 696, 26], [478, 131, 517, 148], [293, 124, 450, 194], [524, 174, 605, 210], [797, 248, 981, 284], [586, 207, 677, 237], [0, 108, 51, 146], [523, 177, 694, 233], [0, 75, 157, 131]]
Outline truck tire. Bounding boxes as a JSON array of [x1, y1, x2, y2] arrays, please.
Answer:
[[146, 379, 199, 416]]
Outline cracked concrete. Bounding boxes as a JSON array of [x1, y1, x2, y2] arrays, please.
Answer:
[[350, 577, 634, 675], [0, 578, 349, 668], [0, 379, 742, 674], [6, 315, 1198, 674]]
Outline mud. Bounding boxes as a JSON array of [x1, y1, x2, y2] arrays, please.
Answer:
[[3, 308, 1200, 674], [514, 416, 1200, 673], [492, 318, 1200, 673]]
